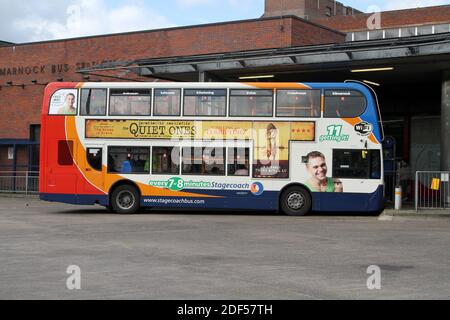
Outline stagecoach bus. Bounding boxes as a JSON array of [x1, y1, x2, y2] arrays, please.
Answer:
[[39, 81, 384, 215]]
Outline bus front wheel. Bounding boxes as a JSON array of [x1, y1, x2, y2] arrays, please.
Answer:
[[111, 185, 140, 214], [280, 186, 312, 216]]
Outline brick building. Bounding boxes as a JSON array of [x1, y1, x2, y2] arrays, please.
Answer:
[[1, 0, 450, 200]]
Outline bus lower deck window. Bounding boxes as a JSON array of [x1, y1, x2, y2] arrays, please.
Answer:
[[107, 147, 150, 174], [152, 147, 180, 174], [182, 147, 225, 175], [227, 148, 250, 176]]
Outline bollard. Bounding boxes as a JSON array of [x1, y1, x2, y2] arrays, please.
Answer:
[[395, 186, 402, 210]]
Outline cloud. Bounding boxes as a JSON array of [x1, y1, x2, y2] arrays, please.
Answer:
[[0, 0, 175, 43]]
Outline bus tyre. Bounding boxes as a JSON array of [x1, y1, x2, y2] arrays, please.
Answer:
[[280, 186, 312, 216], [111, 185, 140, 214]]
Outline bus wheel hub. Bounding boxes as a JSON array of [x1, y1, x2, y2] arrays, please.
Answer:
[[117, 191, 134, 209], [287, 193, 304, 210]]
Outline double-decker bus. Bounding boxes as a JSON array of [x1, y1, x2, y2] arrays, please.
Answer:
[[39, 81, 384, 215]]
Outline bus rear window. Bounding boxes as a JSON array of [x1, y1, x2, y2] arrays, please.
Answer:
[[110, 89, 151, 116], [324, 90, 367, 118], [58, 140, 73, 166]]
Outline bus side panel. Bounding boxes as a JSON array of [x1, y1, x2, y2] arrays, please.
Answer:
[[311, 185, 385, 212], [140, 189, 280, 211]]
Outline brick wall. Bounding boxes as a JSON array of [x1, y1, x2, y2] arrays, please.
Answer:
[[290, 19, 345, 46], [264, 0, 360, 20]]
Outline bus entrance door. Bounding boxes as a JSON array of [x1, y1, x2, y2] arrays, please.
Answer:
[[83, 146, 105, 192]]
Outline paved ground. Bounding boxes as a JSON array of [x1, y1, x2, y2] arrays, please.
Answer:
[[0, 196, 449, 300]]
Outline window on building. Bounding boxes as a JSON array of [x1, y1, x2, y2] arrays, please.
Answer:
[[326, 6, 332, 17], [30, 125, 40, 142], [109, 89, 151, 116], [435, 24, 450, 34], [227, 148, 250, 176], [354, 31, 368, 41], [369, 30, 384, 40], [152, 147, 180, 175], [229, 90, 273, 117], [87, 148, 102, 171], [401, 27, 416, 37], [417, 25, 433, 36], [183, 89, 227, 116], [385, 28, 401, 38], [80, 89, 107, 116], [276, 90, 320, 117], [58, 140, 73, 166], [333, 149, 381, 179], [324, 90, 367, 118], [182, 147, 225, 175], [107, 146, 150, 174], [153, 89, 181, 116], [29, 125, 40, 171]]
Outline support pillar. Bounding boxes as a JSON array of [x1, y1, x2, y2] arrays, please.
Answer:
[[441, 71, 450, 171]]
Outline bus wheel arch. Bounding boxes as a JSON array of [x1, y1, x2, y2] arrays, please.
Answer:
[[279, 184, 312, 216], [109, 180, 141, 214]]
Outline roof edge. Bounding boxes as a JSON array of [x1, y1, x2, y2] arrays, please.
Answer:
[[0, 15, 343, 48]]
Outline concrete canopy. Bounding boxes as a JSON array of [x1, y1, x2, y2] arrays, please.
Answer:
[[78, 33, 450, 85]]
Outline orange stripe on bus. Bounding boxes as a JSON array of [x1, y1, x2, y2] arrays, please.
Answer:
[[244, 82, 311, 89]]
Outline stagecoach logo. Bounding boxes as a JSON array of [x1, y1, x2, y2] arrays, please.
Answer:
[[149, 177, 250, 192], [250, 182, 264, 196], [354, 121, 373, 136]]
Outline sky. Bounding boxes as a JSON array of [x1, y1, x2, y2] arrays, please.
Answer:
[[0, 0, 449, 43]]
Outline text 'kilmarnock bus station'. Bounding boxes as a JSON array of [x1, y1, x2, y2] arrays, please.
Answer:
[[2, 0, 450, 207]]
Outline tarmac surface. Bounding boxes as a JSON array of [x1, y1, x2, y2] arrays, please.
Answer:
[[0, 196, 449, 300]]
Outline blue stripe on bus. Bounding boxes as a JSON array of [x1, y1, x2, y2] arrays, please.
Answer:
[[312, 185, 385, 212], [40, 185, 384, 212]]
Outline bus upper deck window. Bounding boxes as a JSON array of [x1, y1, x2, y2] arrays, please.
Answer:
[[324, 90, 367, 118], [110, 89, 151, 116], [81, 89, 107, 116], [276, 90, 320, 118], [183, 89, 226, 116], [229, 90, 273, 117], [154, 89, 181, 116]]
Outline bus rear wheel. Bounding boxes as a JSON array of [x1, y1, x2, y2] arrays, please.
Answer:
[[111, 185, 140, 214], [280, 186, 312, 216]]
